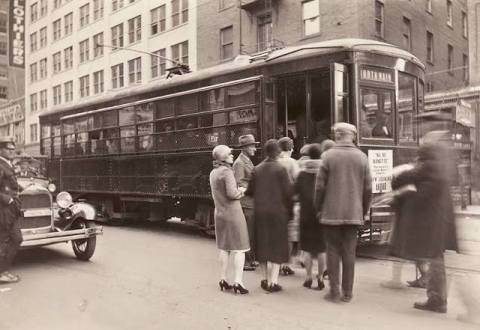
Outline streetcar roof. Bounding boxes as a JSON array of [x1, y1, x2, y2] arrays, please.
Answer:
[[40, 38, 423, 120]]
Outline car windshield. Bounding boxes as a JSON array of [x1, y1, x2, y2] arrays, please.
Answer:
[[13, 156, 48, 179]]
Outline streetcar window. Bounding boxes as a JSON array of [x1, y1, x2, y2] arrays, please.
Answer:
[[119, 106, 136, 126], [75, 117, 88, 133], [359, 88, 393, 139], [225, 82, 256, 107], [138, 123, 154, 152], [103, 110, 117, 127], [176, 93, 198, 115], [76, 132, 89, 155], [120, 126, 136, 153], [176, 117, 197, 130], [156, 120, 174, 132], [104, 128, 119, 154], [135, 103, 155, 122], [52, 125, 61, 137], [41, 124, 51, 138], [42, 138, 51, 156], [92, 113, 103, 129], [155, 99, 175, 118], [200, 88, 225, 111], [63, 120, 74, 135], [199, 114, 213, 127], [398, 72, 417, 143]]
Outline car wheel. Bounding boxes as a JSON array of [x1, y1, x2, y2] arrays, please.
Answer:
[[71, 219, 97, 261]]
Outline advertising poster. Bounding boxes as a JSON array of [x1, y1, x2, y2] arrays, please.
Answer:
[[368, 149, 393, 193]]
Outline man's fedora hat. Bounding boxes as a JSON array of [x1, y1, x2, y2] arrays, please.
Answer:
[[0, 136, 15, 150], [238, 134, 259, 147]]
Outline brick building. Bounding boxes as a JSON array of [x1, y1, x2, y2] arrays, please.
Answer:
[[197, 0, 468, 92]]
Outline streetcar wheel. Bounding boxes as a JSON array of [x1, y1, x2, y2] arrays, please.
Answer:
[[71, 220, 97, 261]]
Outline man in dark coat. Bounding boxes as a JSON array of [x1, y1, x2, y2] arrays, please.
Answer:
[[245, 139, 293, 292], [315, 123, 372, 303], [390, 142, 457, 313], [0, 136, 22, 284], [233, 134, 259, 271]]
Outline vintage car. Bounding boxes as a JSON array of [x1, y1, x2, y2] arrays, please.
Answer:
[[14, 155, 102, 260]]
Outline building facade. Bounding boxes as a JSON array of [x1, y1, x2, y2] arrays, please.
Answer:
[[197, 0, 468, 92], [25, 0, 197, 155], [469, 0, 480, 85]]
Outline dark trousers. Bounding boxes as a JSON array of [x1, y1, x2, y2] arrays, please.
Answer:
[[324, 225, 359, 296], [0, 221, 22, 273], [243, 208, 255, 264], [426, 255, 447, 304]]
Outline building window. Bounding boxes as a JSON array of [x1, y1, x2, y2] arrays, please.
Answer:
[[40, 89, 47, 109], [171, 41, 188, 64], [40, 58, 47, 78], [79, 39, 90, 63], [31, 3, 39, 23], [448, 44, 453, 74], [111, 23, 124, 49], [463, 54, 468, 82], [64, 81, 73, 102], [151, 49, 166, 78], [302, 0, 320, 36], [172, 0, 188, 27], [94, 0, 104, 20], [112, 0, 124, 11], [64, 12, 73, 36], [447, 0, 453, 27], [257, 13, 272, 51], [53, 52, 61, 73], [79, 75, 90, 98], [40, 27, 47, 48], [151, 5, 166, 35], [0, 12, 7, 34], [54, 0, 62, 9], [128, 16, 141, 44], [375, 1, 384, 38], [0, 42, 6, 55], [30, 93, 38, 112], [220, 26, 233, 59], [426, 81, 434, 92], [30, 63, 38, 82], [0, 86, 7, 99], [30, 124, 38, 142], [402, 17, 411, 51], [0, 66, 8, 79], [128, 57, 142, 84], [93, 70, 104, 94], [53, 85, 62, 105], [40, 0, 48, 17], [111, 63, 124, 88], [93, 33, 104, 57], [64, 46, 73, 69], [426, 31, 434, 63], [30, 32, 38, 52], [80, 4, 90, 28], [426, 0, 432, 13], [462, 11, 468, 38], [53, 19, 61, 41]]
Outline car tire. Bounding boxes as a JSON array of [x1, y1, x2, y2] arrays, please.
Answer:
[[71, 219, 97, 261]]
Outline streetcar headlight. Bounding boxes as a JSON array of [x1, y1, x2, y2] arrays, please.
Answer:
[[56, 191, 73, 209]]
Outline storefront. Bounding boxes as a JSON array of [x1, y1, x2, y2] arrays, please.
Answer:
[[0, 97, 25, 149]]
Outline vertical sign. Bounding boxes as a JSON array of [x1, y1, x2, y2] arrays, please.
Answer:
[[9, 0, 25, 68], [368, 149, 393, 193]]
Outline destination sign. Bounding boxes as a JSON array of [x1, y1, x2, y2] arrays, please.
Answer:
[[360, 67, 394, 83]]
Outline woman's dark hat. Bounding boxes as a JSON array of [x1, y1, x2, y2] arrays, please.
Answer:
[[238, 134, 259, 147]]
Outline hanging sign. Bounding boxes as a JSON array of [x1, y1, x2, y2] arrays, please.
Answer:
[[368, 149, 393, 193], [9, 0, 25, 68]]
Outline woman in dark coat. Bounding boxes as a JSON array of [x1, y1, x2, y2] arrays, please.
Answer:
[[210, 145, 250, 294], [389, 143, 457, 313], [245, 139, 293, 292]]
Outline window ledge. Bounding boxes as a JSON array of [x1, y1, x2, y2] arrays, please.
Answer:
[[300, 32, 322, 41]]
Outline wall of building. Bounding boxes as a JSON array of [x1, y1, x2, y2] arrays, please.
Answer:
[[469, 0, 480, 85], [25, 0, 197, 156]]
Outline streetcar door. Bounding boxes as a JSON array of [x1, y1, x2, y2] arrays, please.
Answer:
[[330, 63, 350, 124]]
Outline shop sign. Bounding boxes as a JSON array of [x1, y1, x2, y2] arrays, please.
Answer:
[[368, 149, 393, 193], [0, 103, 23, 125], [9, 0, 25, 68], [455, 100, 475, 127]]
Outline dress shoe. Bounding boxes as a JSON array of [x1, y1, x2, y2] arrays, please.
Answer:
[[413, 300, 447, 313], [316, 278, 325, 291], [303, 278, 313, 288], [280, 265, 295, 276], [324, 291, 341, 303], [233, 283, 249, 294], [260, 279, 269, 291], [269, 283, 282, 293], [219, 280, 232, 291], [341, 294, 353, 303], [407, 278, 426, 289]]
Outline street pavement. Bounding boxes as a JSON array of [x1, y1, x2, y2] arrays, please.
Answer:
[[0, 222, 478, 330]]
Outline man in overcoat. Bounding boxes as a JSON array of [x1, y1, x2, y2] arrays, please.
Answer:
[[0, 136, 22, 283], [233, 134, 259, 271], [315, 123, 372, 303]]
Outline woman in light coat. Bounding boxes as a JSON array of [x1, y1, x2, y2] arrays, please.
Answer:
[[209, 145, 250, 294]]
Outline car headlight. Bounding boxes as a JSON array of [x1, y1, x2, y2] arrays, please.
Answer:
[[56, 191, 73, 208], [48, 183, 56, 193]]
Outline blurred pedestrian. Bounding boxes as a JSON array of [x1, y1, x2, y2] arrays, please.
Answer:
[[389, 142, 457, 313], [277, 136, 300, 276], [0, 136, 22, 284], [210, 145, 250, 294], [233, 134, 259, 271], [296, 141, 333, 290], [245, 139, 293, 292], [315, 123, 372, 303]]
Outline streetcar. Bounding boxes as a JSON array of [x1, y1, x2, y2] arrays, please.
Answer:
[[39, 38, 425, 242]]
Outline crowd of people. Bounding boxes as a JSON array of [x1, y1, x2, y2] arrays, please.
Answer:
[[209, 121, 460, 315]]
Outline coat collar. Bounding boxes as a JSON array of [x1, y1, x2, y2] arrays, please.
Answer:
[[0, 156, 12, 168]]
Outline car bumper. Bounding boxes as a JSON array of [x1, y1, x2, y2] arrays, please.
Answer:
[[21, 226, 103, 247]]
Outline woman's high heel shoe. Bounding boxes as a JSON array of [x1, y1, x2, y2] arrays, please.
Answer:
[[233, 283, 249, 294], [219, 280, 232, 291]]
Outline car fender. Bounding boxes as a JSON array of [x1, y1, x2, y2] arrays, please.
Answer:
[[70, 202, 96, 221]]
